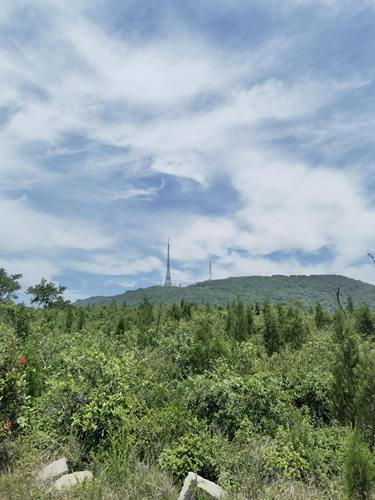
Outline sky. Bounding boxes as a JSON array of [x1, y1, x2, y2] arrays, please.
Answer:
[[1, 0, 375, 301]]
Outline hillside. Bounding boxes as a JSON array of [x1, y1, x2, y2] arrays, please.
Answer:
[[75, 274, 375, 309]]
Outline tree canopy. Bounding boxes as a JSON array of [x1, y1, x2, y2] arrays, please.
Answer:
[[0, 268, 22, 303], [26, 278, 67, 308]]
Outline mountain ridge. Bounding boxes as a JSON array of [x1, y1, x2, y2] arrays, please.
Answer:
[[75, 274, 375, 309]]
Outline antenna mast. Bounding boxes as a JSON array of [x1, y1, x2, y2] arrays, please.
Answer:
[[164, 239, 172, 287]]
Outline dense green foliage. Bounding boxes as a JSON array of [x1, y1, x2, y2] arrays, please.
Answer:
[[26, 278, 68, 308], [344, 430, 375, 500], [0, 268, 22, 303], [2, 289, 375, 497], [76, 274, 375, 310]]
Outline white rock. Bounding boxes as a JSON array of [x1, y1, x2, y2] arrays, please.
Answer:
[[178, 472, 225, 499], [54, 471, 93, 491], [37, 458, 68, 483]]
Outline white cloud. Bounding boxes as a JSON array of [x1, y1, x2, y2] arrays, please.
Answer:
[[130, 78, 363, 184], [157, 150, 375, 286], [231, 153, 375, 261], [0, 257, 59, 289], [0, 0, 374, 296], [71, 254, 162, 276], [0, 197, 113, 252], [164, 217, 239, 262], [111, 279, 136, 289], [110, 179, 166, 201]]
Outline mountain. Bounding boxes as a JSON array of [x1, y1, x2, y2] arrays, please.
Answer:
[[75, 274, 375, 309]]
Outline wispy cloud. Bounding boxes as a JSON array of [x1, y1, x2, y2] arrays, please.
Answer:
[[1, 0, 375, 298]]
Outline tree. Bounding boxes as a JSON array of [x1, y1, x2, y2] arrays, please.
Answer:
[[65, 306, 74, 333], [263, 303, 282, 356], [137, 298, 154, 330], [6, 304, 31, 340], [344, 429, 375, 500], [284, 307, 308, 349], [347, 295, 355, 316], [26, 278, 67, 308], [332, 317, 359, 425], [115, 317, 126, 336], [226, 300, 251, 342], [315, 302, 327, 329], [77, 308, 85, 331], [355, 304, 375, 339], [355, 348, 375, 448], [187, 314, 227, 374], [0, 268, 22, 303]]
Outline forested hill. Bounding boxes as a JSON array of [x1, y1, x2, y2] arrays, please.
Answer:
[[75, 274, 375, 309]]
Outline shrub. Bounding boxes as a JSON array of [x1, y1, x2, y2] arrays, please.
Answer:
[[0, 328, 29, 435], [159, 432, 221, 482], [263, 441, 309, 480], [182, 369, 291, 439]]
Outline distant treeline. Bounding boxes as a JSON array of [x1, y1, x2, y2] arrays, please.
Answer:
[[76, 274, 375, 309]]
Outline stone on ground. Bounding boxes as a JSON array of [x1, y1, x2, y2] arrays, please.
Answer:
[[178, 472, 225, 499], [53, 471, 93, 491], [37, 458, 68, 483]]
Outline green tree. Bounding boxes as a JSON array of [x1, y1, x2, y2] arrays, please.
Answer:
[[190, 315, 226, 373], [247, 305, 254, 337], [0, 268, 22, 303], [4, 304, 31, 340], [355, 348, 375, 448], [332, 317, 359, 424], [170, 303, 181, 321], [115, 317, 126, 336], [180, 299, 192, 319], [314, 302, 326, 329], [65, 306, 74, 333], [344, 429, 375, 500], [347, 295, 355, 316], [263, 303, 281, 356], [355, 304, 375, 339], [226, 300, 251, 342], [77, 308, 85, 331], [137, 298, 154, 330], [136, 298, 154, 347], [26, 278, 67, 308], [283, 307, 308, 349]]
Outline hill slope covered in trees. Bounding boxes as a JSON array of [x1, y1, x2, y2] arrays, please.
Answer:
[[75, 274, 375, 309]]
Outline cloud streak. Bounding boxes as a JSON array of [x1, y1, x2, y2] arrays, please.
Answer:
[[1, 0, 375, 299]]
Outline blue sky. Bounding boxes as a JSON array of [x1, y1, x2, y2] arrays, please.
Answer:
[[1, 0, 375, 301]]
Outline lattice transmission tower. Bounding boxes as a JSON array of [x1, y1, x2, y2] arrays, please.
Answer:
[[164, 239, 172, 287]]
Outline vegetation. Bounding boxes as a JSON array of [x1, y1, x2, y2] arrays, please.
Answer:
[[2, 270, 375, 498], [75, 274, 375, 310], [0, 268, 22, 303], [26, 278, 68, 308]]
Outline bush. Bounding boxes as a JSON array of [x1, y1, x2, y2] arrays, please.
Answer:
[[159, 432, 222, 482], [35, 336, 142, 449], [263, 441, 309, 480], [0, 328, 29, 436], [182, 369, 292, 439]]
